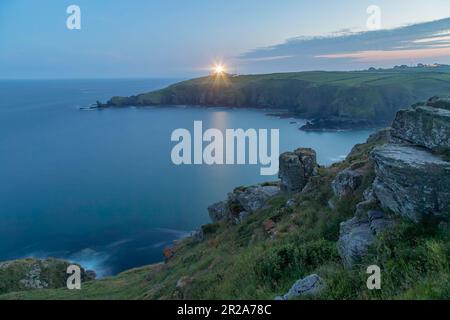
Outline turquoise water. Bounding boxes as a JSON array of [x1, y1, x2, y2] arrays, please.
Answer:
[[0, 79, 374, 276]]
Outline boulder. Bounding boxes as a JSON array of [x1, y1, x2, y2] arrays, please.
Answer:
[[331, 168, 363, 198], [279, 148, 317, 192], [208, 185, 280, 223], [391, 106, 450, 152], [230, 185, 280, 213], [372, 144, 450, 222], [277, 274, 325, 300], [337, 212, 396, 267], [337, 217, 375, 268], [208, 201, 229, 222]]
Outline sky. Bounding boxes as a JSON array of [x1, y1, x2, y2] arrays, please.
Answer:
[[1, 0, 450, 79]]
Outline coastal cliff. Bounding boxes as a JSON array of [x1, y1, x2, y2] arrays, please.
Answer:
[[1, 97, 449, 300], [99, 66, 450, 130]]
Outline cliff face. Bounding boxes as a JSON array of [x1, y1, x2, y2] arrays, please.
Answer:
[[101, 69, 450, 129], [372, 97, 450, 222], [335, 97, 450, 269], [391, 100, 450, 153]]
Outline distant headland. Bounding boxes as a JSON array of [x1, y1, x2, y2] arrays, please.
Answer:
[[97, 64, 450, 131]]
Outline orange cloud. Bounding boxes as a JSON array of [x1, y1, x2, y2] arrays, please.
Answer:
[[316, 47, 450, 62]]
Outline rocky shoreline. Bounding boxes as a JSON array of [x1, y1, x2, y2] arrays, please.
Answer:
[[2, 96, 449, 299], [175, 96, 450, 299], [299, 117, 383, 132]]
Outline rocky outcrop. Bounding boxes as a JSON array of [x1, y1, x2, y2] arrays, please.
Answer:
[[208, 184, 280, 223], [208, 201, 230, 222], [425, 96, 450, 110], [372, 144, 450, 222], [336, 99, 450, 267], [337, 211, 394, 268], [331, 168, 363, 198], [0, 258, 94, 294], [279, 148, 317, 192], [391, 105, 450, 152], [371, 99, 450, 223], [368, 210, 395, 234], [229, 185, 280, 213], [276, 274, 325, 300], [337, 217, 375, 268]]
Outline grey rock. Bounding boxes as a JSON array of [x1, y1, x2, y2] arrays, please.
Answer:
[[367, 210, 395, 235], [208, 185, 280, 223], [280, 274, 325, 300], [363, 187, 376, 202], [391, 106, 450, 152], [372, 144, 450, 222], [337, 217, 375, 268], [208, 201, 229, 222], [233, 211, 250, 224], [338, 211, 396, 267], [367, 210, 384, 221], [279, 148, 317, 192], [355, 189, 378, 218], [230, 185, 280, 213], [191, 229, 204, 242], [332, 168, 363, 198], [85, 270, 97, 281]]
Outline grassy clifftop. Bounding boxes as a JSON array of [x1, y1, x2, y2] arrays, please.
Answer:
[[103, 66, 450, 126], [2, 129, 448, 300]]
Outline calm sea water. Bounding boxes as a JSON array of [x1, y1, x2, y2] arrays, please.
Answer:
[[0, 79, 374, 276]]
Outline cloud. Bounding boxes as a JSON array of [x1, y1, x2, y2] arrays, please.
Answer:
[[317, 47, 450, 62], [238, 18, 450, 72]]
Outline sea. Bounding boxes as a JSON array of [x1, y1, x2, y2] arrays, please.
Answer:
[[0, 79, 374, 276]]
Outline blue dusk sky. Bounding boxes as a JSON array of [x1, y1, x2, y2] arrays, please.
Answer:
[[1, 0, 450, 78]]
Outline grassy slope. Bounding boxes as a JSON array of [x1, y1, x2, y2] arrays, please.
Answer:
[[2, 131, 449, 300], [106, 67, 450, 122]]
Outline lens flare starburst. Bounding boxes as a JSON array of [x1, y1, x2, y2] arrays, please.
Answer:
[[213, 64, 226, 75]]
